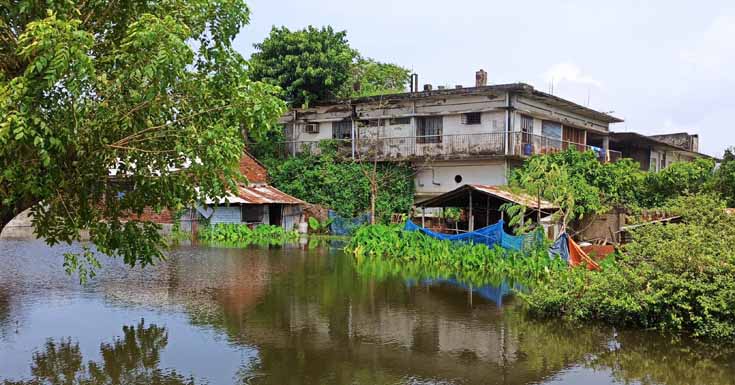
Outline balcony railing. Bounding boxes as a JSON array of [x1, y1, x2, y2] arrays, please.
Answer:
[[277, 132, 622, 163], [508, 132, 622, 163]]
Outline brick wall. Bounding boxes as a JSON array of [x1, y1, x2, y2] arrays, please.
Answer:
[[126, 208, 174, 224]]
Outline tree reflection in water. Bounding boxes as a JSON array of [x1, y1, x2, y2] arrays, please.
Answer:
[[3, 320, 196, 385]]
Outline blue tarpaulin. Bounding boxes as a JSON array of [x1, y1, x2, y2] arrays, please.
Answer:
[[404, 219, 504, 248], [329, 210, 370, 236], [549, 232, 570, 261], [501, 228, 545, 251]]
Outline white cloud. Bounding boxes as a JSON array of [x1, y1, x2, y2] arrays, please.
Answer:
[[680, 13, 735, 73], [544, 62, 602, 88]]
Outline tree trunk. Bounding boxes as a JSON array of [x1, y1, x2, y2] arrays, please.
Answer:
[[370, 185, 377, 225]]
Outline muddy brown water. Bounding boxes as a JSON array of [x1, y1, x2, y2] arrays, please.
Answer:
[[1, 239, 734, 385]]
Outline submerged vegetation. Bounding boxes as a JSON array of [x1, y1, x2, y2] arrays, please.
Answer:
[[346, 224, 567, 285], [198, 224, 300, 245]]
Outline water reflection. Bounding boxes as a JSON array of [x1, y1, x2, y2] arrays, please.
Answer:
[[1, 240, 734, 385], [3, 320, 195, 385]]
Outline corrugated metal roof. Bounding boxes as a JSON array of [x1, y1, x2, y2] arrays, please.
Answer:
[[236, 184, 304, 205], [469, 185, 557, 209], [205, 184, 304, 205], [416, 184, 556, 210]]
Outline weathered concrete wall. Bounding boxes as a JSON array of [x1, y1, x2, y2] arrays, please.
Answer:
[[650, 133, 698, 152], [414, 160, 508, 199], [512, 95, 610, 134], [0, 209, 35, 239], [575, 208, 627, 243]]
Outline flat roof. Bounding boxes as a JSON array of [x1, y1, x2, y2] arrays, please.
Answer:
[[312, 83, 623, 124], [609, 132, 713, 159]]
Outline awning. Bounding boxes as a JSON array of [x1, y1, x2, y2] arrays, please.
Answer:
[[416, 184, 556, 210], [205, 184, 305, 205]]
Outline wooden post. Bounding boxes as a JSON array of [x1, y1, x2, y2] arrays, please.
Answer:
[[486, 196, 490, 227], [468, 190, 474, 232], [442, 207, 446, 230]]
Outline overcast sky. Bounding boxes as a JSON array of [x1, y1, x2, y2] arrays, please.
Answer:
[[233, 0, 734, 156]]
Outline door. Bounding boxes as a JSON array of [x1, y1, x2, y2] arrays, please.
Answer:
[[269, 204, 283, 227]]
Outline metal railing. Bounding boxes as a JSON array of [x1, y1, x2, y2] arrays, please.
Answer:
[[277, 132, 622, 163], [507, 132, 623, 163]]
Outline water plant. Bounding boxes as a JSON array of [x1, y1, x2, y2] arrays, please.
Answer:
[[198, 223, 300, 245], [345, 224, 567, 285], [308, 217, 333, 234]]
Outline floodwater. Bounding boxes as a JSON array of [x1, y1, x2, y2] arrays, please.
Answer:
[[1, 240, 734, 385]]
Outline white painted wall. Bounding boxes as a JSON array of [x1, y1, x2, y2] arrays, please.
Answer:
[[414, 160, 508, 198]]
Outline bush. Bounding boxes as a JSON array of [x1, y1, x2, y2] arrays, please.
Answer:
[[522, 194, 735, 339], [641, 158, 716, 207]]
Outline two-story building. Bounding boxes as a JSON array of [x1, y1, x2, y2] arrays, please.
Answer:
[[279, 70, 624, 202]]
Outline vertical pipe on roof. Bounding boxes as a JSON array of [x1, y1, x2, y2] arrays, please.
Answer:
[[505, 92, 511, 156]]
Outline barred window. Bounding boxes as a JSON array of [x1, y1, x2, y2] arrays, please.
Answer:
[[416, 116, 443, 143], [332, 120, 352, 140], [389, 117, 411, 125], [461, 112, 482, 125]]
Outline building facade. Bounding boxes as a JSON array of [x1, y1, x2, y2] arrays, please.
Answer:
[[280, 71, 623, 201], [608, 132, 708, 172]]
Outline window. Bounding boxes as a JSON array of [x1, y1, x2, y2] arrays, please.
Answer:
[[332, 120, 352, 140], [541, 120, 562, 141], [368, 119, 384, 127], [521, 115, 534, 142], [416, 116, 443, 143], [461, 112, 482, 125], [242, 205, 264, 223], [389, 117, 411, 125], [303, 123, 319, 134]]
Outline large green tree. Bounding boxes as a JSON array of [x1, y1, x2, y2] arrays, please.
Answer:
[[249, 26, 410, 107], [249, 26, 356, 107], [346, 57, 410, 98], [0, 1, 286, 276]]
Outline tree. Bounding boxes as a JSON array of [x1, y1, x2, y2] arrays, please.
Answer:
[[1, 1, 286, 278], [249, 26, 410, 107], [641, 157, 716, 207], [714, 146, 735, 207], [345, 57, 410, 98], [509, 154, 604, 233], [249, 26, 356, 107]]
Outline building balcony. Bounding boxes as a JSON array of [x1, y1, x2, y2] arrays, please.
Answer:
[[277, 132, 622, 163]]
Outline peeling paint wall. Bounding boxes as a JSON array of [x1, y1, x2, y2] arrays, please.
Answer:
[[415, 160, 508, 199]]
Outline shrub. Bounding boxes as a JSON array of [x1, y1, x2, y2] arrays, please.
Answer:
[[522, 194, 735, 340]]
